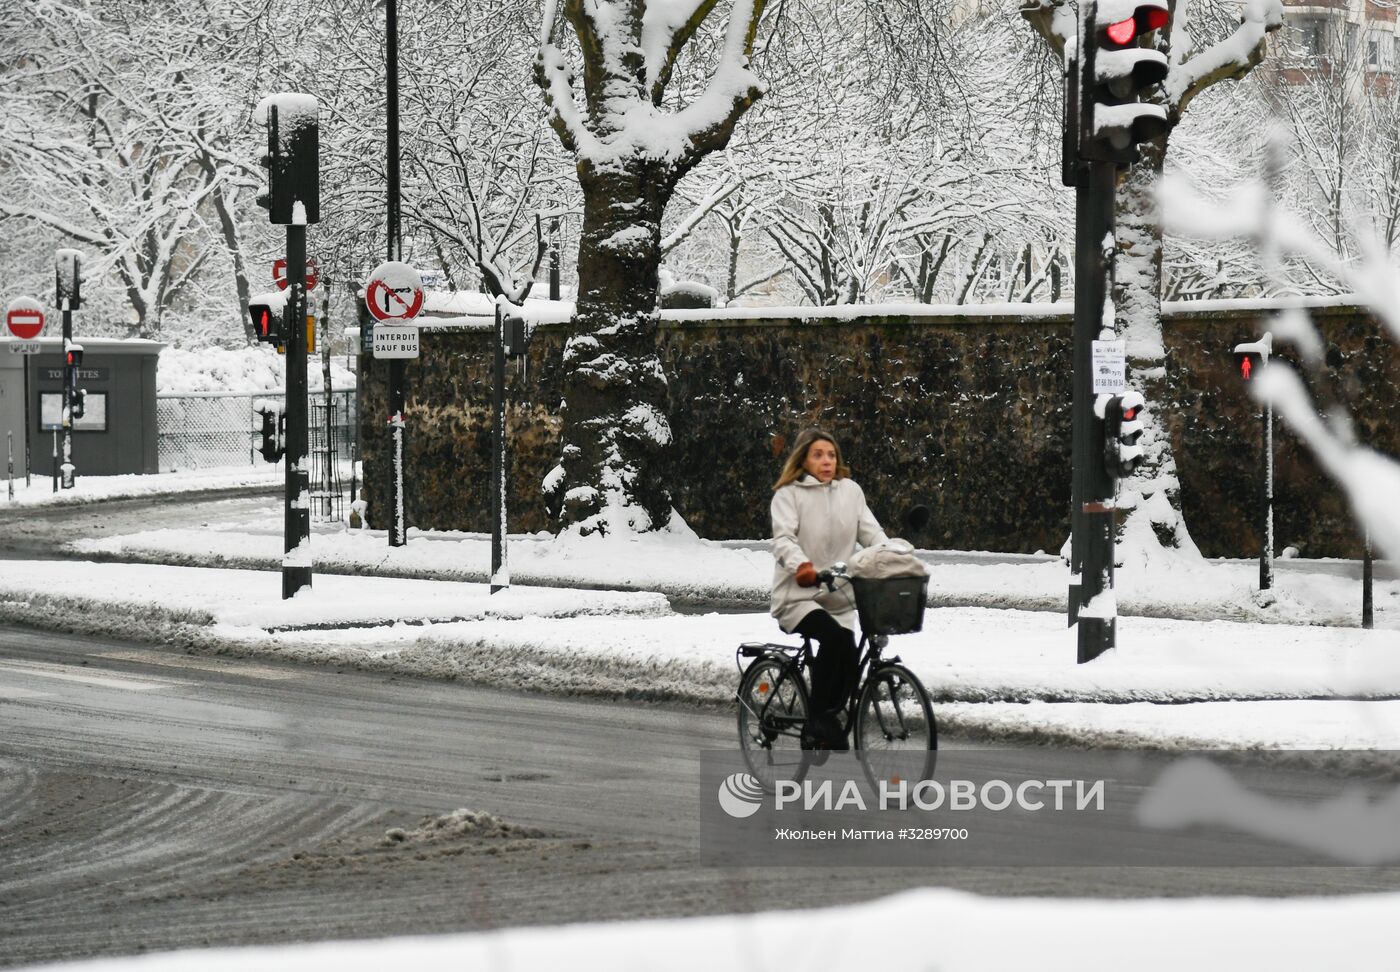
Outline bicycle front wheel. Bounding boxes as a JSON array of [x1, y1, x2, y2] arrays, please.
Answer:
[[737, 656, 810, 793], [854, 662, 936, 793]]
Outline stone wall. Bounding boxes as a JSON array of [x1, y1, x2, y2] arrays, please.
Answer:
[[359, 302, 1391, 558]]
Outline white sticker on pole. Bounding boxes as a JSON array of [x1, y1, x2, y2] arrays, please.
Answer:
[[1091, 339, 1126, 394], [373, 324, 420, 359], [365, 261, 424, 322]]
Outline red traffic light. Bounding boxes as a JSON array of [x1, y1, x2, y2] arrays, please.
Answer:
[[1106, 17, 1137, 44], [258, 309, 270, 337], [1121, 406, 1138, 421], [1241, 357, 1253, 380], [1101, 2, 1169, 46]]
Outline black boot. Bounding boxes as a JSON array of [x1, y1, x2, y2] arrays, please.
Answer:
[[801, 717, 832, 765], [821, 710, 850, 751]]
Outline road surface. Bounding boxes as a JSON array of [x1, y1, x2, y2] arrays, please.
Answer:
[[4, 623, 1400, 967]]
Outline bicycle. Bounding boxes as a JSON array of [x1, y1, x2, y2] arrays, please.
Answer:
[[735, 564, 936, 794]]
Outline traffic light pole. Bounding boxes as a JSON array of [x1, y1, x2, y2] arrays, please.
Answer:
[[1260, 393, 1273, 591], [490, 306, 507, 592], [60, 305, 74, 490], [283, 223, 313, 598], [1070, 159, 1118, 663]]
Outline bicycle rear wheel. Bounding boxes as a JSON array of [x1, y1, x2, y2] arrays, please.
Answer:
[[737, 655, 811, 793], [854, 662, 936, 793]]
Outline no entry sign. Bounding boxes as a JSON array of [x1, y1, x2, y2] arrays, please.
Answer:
[[365, 261, 424, 322], [273, 257, 319, 291], [5, 297, 45, 340]]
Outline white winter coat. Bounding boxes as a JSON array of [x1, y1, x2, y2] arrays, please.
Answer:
[[770, 475, 888, 633]]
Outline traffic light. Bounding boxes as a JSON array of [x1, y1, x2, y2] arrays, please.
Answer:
[[1233, 337, 1270, 381], [256, 406, 285, 463], [248, 291, 286, 346], [502, 314, 528, 357], [55, 249, 82, 310], [255, 99, 320, 225], [1079, 0, 1170, 166], [71, 389, 86, 421], [64, 345, 82, 368], [1103, 391, 1146, 480]]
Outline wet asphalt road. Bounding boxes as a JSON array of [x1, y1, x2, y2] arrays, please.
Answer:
[[4, 623, 1400, 967]]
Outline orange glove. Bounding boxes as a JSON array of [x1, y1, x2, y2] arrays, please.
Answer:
[[795, 562, 818, 588]]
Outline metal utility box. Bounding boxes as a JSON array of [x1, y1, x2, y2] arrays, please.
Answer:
[[0, 337, 163, 477]]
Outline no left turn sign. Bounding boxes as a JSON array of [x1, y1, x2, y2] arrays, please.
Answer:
[[365, 261, 424, 322]]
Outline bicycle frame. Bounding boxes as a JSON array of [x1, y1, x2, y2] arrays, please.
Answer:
[[736, 627, 902, 738]]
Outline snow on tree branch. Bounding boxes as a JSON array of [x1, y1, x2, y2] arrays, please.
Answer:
[[1165, 0, 1283, 118], [535, 0, 768, 171]]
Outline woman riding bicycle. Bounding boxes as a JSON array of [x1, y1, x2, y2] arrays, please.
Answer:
[[770, 427, 888, 751]]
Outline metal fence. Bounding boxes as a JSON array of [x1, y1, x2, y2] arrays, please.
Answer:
[[156, 389, 358, 474]]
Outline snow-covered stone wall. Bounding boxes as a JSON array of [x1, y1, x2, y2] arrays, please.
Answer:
[[357, 303, 1389, 556]]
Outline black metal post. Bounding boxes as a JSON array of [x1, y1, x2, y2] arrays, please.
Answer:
[[549, 217, 561, 301], [354, 282, 370, 526], [384, 0, 408, 549], [60, 306, 74, 489], [386, 0, 401, 263], [1363, 533, 1374, 629], [1260, 394, 1274, 590], [490, 306, 507, 592], [321, 284, 334, 519], [283, 224, 313, 599], [23, 356, 31, 486], [1071, 160, 1118, 663]]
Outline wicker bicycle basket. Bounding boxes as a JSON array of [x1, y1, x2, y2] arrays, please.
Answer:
[[851, 575, 928, 635]]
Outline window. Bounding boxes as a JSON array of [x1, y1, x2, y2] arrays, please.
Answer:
[[1369, 39, 1380, 68], [1301, 19, 1326, 56], [40, 391, 107, 431]]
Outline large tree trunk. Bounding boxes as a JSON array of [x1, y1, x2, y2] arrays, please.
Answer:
[[545, 158, 676, 535], [1112, 137, 1201, 568]]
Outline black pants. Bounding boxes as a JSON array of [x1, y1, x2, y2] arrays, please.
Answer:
[[795, 610, 859, 716]]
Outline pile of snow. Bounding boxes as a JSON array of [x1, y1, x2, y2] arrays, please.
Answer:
[[158, 346, 354, 395]]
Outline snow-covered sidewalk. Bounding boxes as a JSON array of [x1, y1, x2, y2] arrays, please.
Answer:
[[5, 559, 1400, 749], [67, 519, 1399, 627], [1, 466, 282, 508], [32, 885, 1400, 972]]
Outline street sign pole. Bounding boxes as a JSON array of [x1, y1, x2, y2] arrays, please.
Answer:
[[1070, 159, 1118, 663], [366, 263, 423, 548], [283, 222, 313, 599], [388, 356, 406, 547], [23, 351, 30, 486]]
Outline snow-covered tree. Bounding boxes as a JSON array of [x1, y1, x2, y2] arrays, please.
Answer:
[[534, 0, 771, 534], [1022, 0, 1283, 566]]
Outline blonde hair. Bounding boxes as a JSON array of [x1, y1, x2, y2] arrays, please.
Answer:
[[773, 428, 851, 490]]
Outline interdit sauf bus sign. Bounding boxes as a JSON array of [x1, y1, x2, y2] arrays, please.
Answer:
[[698, 749, 1400, 868]]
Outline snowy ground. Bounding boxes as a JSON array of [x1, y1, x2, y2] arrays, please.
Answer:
[[4, 557, 1400, 749], [67, 517, 1397, 627], [31, 885, 1400, 972], [1, 466, 281, 508]]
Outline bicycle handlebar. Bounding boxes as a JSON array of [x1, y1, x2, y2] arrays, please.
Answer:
[[815, 562, 849, 593]]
